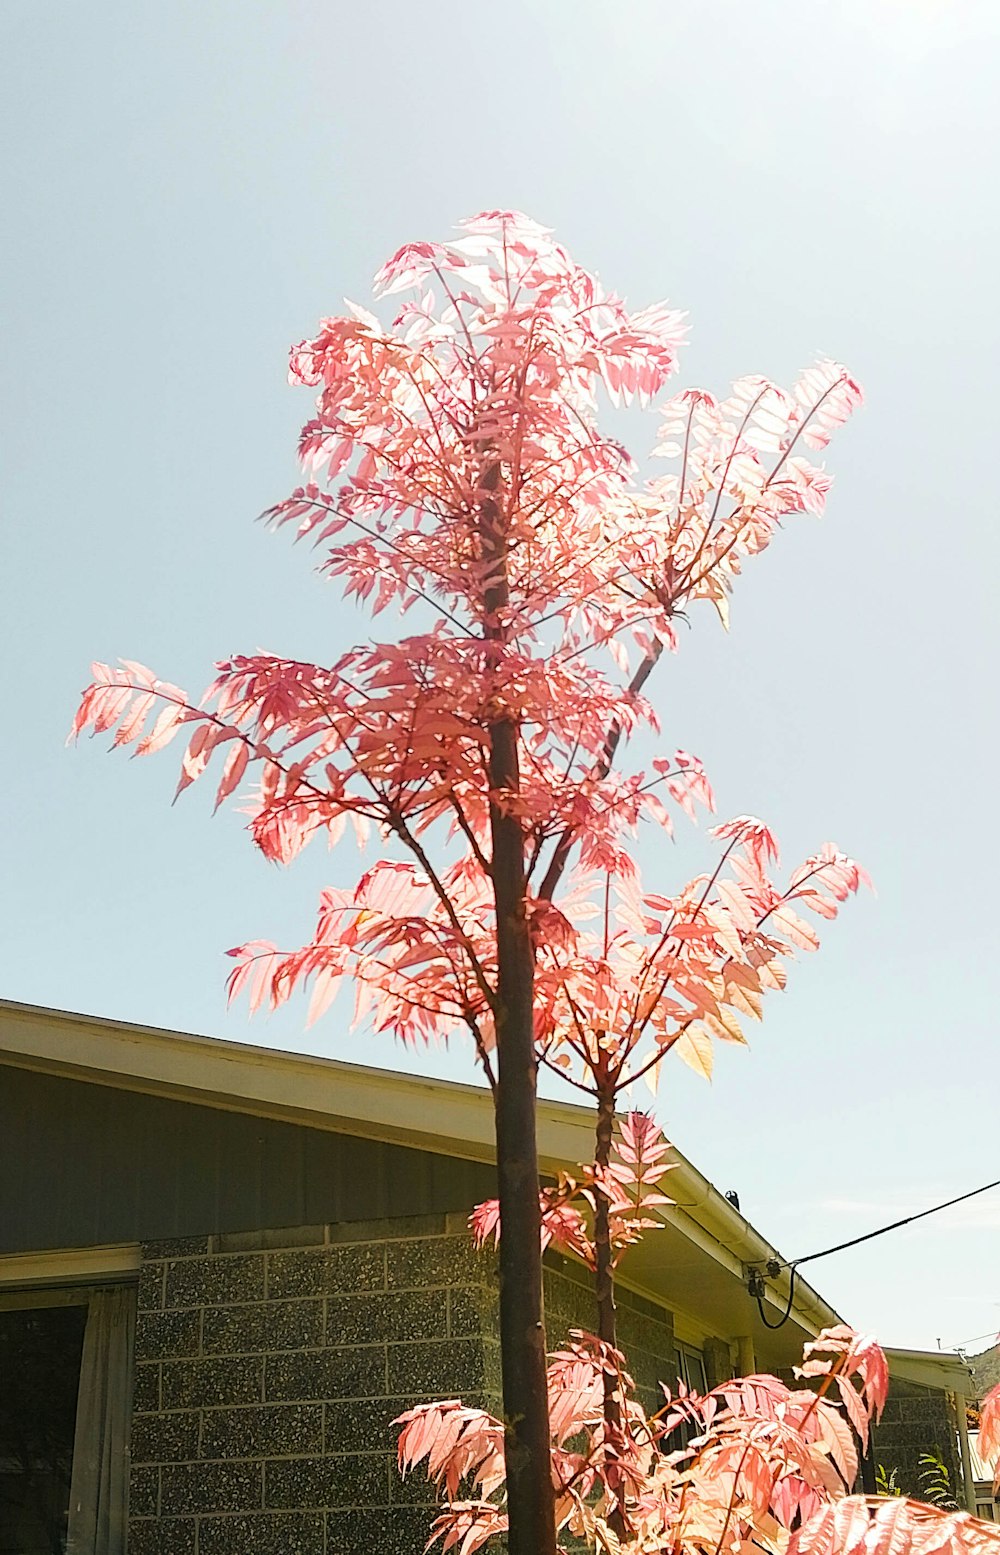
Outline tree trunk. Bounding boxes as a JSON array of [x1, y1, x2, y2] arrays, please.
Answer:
[[593, 1082, 618, 1358], [594, 1081, 626, 1534], [480, 463, 557, 1555]]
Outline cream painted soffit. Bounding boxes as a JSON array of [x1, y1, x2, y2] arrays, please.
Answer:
[[883, 1347, 974, 1395], [0, 998, 834, 1337]]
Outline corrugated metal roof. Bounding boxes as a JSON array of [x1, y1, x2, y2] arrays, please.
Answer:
[[970, 1432, 999, 1488]]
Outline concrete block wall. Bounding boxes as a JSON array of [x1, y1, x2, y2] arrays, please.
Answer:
[[129, 1215, 501, 1555], [874, 1377, 963, 1503], [543, 1250, 677, 1414]]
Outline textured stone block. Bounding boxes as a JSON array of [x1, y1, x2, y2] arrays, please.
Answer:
[[902, 1398, 953, 1424], [327, 1506, 436, 1555], [326, 1392, 500, 1457], [198, 1512, 325, 1555], [543, 1266, 590, 1337], [142, 1237, 211, 1260], [327, 1290, 446, 1346], [703, 1337, 734, 1389], [131, 1409, 200, 1465], [544, 1256, 678, 1368], [268, 1243, 386, 1299], [326, 1397, 409, 1455], [136, 1308, 201, 1361], [880, 1420, 948, 1449], [390, 1465, 441, 1506], [129, 1465, 159, 1519], [165, 1253, 265, 1309], [266, 1345, 387, 1403], [621, 1285, 663, 1321], [161, 1354, 263, 1410], [128, 1515, 196, 1554], [448, 1285, 497, 1338], [388, 1338, 491, 1397], [161, 1458, 264, 1515], [200, 1403, 323, 1459], [125, 1223, 532, 1544], [617, 1307, 673, 1359], [544, 1253, 590, 1289], [202, 1299, 323, 1355], [386, 1235, 487, 1291], [265, 1452, 390, 1510], [630, 1354, 672, 1405], [481, 1340, 502, 1396], [133, 1362, 160, 1414], [138, 1260, 165, 1311]]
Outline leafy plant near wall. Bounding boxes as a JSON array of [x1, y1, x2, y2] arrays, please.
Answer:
[[874, 1465, 902, 1498], [919, 1451, 959, 1510], [400, 1118, 1000, 1555], [72, 211, 1000, 1555], [876, 1450, 957, 1508]]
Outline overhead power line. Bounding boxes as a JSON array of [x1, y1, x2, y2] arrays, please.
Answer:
[[950, 1327, 1000, 1354], [748, 1175, 1000, 1331]]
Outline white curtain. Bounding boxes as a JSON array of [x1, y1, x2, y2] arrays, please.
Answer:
[[66, 1286, 136, 1555]]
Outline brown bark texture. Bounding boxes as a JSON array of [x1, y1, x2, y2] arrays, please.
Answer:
[[480, 463, 557, 1555]]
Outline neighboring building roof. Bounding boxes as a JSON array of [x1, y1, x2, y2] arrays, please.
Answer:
[[0, 997, 972, 1395], [970, 1432, 996, 1487]]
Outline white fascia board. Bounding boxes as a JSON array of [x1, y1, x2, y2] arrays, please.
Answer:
[[0, 1243, 141, 1288]]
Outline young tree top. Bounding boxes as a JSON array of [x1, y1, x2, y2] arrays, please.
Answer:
[[73, 210, 865, 1087], [74, 209, 872, 1555]]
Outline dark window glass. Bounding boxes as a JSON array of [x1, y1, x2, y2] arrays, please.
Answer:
[[664, 1344, 708, 1451], [0, 1305, 87, 1555], [684, 1348, 707, 1395]]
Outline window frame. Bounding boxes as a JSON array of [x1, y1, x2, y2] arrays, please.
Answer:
[[674, 1341, 708, 1395], [0, 1248, 140, 1555]]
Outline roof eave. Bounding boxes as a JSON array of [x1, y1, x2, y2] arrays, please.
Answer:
[[0, 998, 845, 1347]]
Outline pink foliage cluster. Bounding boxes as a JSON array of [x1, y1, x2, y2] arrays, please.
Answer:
[[404, 1120, 1000, 1555], [70, 212, 997, 1555], [398, 1330, 1000, 1555], [470, 1111, 674, 1270], [982, 1385, 1000, 1488], [71, 211, 867, 1094], [396, 1325, 889, 1555]]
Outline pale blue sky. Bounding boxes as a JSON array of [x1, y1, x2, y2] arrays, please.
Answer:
[[3, 0, 998, 1355]]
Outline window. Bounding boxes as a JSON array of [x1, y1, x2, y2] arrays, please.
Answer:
[[662, 1343, 708, 1451], [0, 1284, 135, 1555], [0, 1303, 87, 1553], [675, 1343, 708, 1396]]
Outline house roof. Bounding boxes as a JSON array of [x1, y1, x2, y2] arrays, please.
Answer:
[[970, 1432, 999, 1491], [0, 998, 973, 1394]]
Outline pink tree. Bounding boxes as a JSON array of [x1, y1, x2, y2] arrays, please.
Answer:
[[400, 1177, 1000, 1555], [466, 829, 866, 1539], [74, 211, 866, 1555], [983, 1387, 1000, 1489], [404, 1135, 1000, 1553]]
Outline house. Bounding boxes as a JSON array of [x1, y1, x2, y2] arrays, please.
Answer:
[[0, 999, 977, 1554]]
